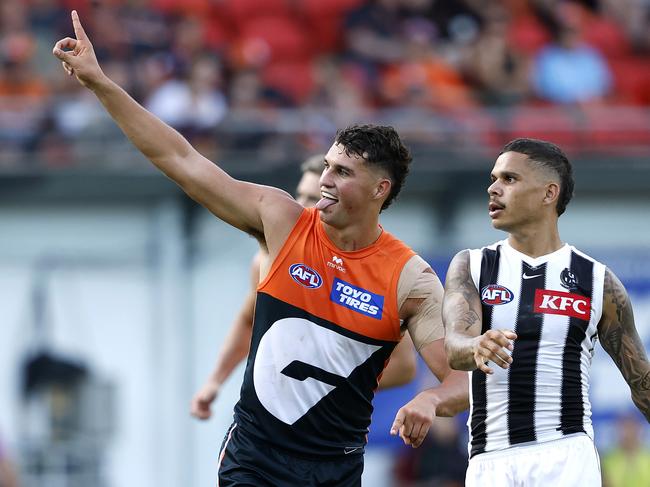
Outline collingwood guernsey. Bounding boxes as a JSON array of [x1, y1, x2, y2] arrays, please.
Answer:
[[467, 240, 606, 458]]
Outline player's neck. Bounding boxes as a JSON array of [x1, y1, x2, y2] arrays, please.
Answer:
[[507, 224, 563, 259], [321, 218, 383, 251]]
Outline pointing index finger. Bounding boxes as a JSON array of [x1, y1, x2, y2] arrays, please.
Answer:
[[71, 10, 87, 41], [390, 410, 405, 435]]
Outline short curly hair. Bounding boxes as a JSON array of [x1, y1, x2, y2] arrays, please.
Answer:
[[335, 124, 412, 211]]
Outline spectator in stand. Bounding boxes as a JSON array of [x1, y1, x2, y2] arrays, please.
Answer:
[[343, 0, 407, 99], [379, 17, 475, 110], [464, 6, 531, 105], [145, 53, 227, 134], [0, 31, 49, 154], [344, 0, 406, 67], [602, 412, 650, 487], [531, 2, 613, 104], [119, 0, 171, 59]]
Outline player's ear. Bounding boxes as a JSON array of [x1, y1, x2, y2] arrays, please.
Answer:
[[543, 181, 560, 207], [374, 178, 391, 201]]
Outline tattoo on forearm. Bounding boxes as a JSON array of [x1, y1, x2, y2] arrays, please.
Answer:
[[459, 309, 480, 332], [443, 251, 482, 370], [600, 269, 650, 422], [642, 371, 650, 391]]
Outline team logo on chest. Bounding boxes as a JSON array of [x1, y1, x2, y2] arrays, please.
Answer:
[[330, 278, 384, 319], [481, 284, 514, 305], [560, 268, 579, 290], [534, 289, 591, 321], [289, 263, 323, 289]]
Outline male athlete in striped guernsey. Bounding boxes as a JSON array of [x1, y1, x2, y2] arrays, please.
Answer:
[[53, 12, 469, 486], [443, 139, 650, 486]]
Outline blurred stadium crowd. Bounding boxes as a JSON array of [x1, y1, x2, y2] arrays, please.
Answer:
[[1, 0, 650, 170]]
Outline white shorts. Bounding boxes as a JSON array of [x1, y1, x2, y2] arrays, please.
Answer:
[[466, 434, 601, 487]]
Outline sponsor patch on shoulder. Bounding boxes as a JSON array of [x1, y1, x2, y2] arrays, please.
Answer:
[[330, 278, 383, 319], [481, 284, 514, 305], [289, 263, 323, 289]]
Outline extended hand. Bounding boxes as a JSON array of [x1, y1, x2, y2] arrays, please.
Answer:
[[52, 10, 105, 89], [390, 391, 437, 448], [472, 329, 517, 374], [190, 381, 220, 420]]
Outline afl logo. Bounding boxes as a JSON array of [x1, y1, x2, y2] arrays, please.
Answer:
[[481, 284, 514, 305], [289, 264, 323, 289]]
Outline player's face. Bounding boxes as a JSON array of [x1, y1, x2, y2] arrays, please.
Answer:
[[317, 143, 386, 228], [295, 171, 321, 207], [487, 151, 551, 231]]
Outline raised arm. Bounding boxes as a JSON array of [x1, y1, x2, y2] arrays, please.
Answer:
[[390, 267, 468, 448], [598, 268, 650, 422], [443, 250, 516, 374], [52, 11, 300, 252], [190, 253, 261, 420]]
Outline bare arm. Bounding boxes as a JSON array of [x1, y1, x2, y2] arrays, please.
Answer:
[[0, 458, 19, 487], [390, 270, 469, 448], [390, 338, 469, 449], [52, 11, 300, 252], [377, 332, 417, 390], [443, 250, 515, 374], [598, 268, 650, 422], [191, 255, 261, 419], [416, 339, 470, 417]]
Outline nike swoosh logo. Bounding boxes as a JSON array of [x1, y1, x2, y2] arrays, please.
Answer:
[[344, 447, 361, 455], [522, 274, 542, 279]]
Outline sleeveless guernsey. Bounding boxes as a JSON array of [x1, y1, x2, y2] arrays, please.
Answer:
[[467, 240, 606, 458], [233, 208, 416, 457]]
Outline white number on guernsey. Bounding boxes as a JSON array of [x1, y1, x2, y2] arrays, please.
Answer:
[[254, 317, 381, 424]]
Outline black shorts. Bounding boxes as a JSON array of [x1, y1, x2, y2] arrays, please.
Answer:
[[217, 423, 364, 487]]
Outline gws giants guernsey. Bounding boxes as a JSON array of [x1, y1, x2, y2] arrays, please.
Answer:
[[234, 208, 415, 457], [467, 240, 606, 458]]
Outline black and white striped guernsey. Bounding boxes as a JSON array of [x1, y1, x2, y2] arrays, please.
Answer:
[[467, 240, 606, 458]]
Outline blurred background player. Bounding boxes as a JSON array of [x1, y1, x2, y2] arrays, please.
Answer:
[[602, 412, 650, 487], [443, 138, 649, 486], [0, 433, 20, 487], [190, 154, 418, 420]]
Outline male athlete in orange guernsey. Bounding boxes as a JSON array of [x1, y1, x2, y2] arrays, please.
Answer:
[[190, 155, 419, 421], [53, 12, 468, 486]]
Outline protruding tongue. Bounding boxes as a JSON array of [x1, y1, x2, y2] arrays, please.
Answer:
[[316, 197, 337, 211]]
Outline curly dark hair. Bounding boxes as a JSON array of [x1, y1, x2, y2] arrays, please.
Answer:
[[334, 124, 412, 211], [501, 138, 574, 216]]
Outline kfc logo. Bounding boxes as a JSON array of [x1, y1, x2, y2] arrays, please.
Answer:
[[534, 289, 591, 321]]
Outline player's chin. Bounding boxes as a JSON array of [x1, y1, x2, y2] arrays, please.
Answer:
[[490, 217, 510, 231], [318, 207, 338, 224]]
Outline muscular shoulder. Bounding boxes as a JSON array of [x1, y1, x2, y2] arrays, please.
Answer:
[[260, 197, 307, 257], [600, 267, 632, 329], [397, 255, 439, 308], [397, 255, 446, 348]]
